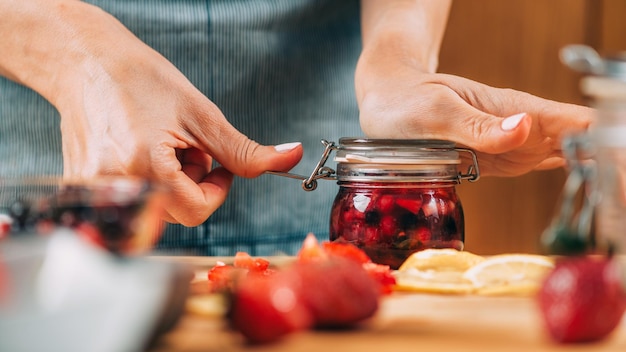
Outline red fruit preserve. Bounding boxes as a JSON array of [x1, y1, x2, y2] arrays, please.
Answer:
[[328, 138, 479, 269]]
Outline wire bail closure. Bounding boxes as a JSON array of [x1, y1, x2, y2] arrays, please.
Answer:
[[265, 139, 481, 191]]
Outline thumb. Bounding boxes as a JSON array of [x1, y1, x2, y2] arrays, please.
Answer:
[[209, 125, 304, 178]]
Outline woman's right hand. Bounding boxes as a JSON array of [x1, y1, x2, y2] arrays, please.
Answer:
[[0, 0, 303, 226]]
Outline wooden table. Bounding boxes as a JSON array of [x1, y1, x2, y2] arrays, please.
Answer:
[[148, 257, 626, 352]]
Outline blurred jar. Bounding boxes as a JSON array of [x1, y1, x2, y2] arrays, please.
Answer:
[[573, 48, 626, 253], [0, 176, 166, 255]]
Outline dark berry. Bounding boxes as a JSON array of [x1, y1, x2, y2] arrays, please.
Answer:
[[364, 211, 381, 226]]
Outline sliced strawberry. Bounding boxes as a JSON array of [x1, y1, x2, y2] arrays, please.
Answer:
[[234, 252, 270, 272], [416, 227, 432, 243], [396, 198, 422, 214], [375, 194, 396, 213], [363, 262, 397, 295], [297, 233, 328, 263], [207, 262, 242, 292], [322, 241, 372, 264], [379, 215, 397, 237]]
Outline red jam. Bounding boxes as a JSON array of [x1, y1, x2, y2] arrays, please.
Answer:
[[329, 181, 464, 269], [305, 138, 478, 269]]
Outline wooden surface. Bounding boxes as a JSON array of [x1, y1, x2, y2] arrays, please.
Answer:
[[148, 257, 626, 352], [151, 291, 626, 352]]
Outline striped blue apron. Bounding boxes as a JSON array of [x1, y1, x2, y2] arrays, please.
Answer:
[[0, 0, 362, 256]]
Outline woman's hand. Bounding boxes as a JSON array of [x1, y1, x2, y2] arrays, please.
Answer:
[[358, 0, 593, 177], [0, 0, 303, 226], [356, 65, 593, 176]]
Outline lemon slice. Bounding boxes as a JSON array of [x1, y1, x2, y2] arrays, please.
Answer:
[[462, 254, 554, 292], [395, 249, 485, 294], [399, 248, 485, 272], [394, 269, 476, 294]]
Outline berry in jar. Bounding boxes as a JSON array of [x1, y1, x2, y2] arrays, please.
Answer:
[[330, 182, 464, 269]]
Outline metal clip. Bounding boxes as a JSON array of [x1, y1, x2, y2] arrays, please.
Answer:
[[456, 148, 481, 182], [266, 140, 481, 190], [265, 140, 338, 191]]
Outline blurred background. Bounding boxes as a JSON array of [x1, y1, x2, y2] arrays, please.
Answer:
[[440, 0, 626, 255]]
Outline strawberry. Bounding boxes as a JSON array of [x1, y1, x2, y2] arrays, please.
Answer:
[[363, 262, 397, 295], [207, 262, 239, 292], [0, 214, 13, 238], [380, 215, 397, 237], [233, 252, 270, 272], [322, 241, 371, 264], [537, 256, 626, 343], [208, 253, 276, 292], [396, 198, 422, 214], [375, 194, 396, 213], [297, 233, 328, 263], [302, 234, 396, 295], [228, 270, 313, 344], [295, 256, 379, 328]]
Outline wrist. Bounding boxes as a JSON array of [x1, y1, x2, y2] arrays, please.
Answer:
[[0, 1, 133, 109]]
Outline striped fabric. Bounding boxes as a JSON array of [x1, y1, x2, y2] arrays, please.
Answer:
[[0, 0, 363, 256]]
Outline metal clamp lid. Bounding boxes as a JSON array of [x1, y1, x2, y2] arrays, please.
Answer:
[[266, 139, 480, 191]]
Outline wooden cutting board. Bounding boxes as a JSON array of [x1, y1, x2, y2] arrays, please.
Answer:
[[150, 292, 626, 352], [149, 256, 626, 352]]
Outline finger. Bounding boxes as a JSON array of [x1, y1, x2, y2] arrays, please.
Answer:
[[419, 94, 534, 154], [468, 85, 594, 138], [178, 147, 213, 183], [151, 142, 234, 226], [187, 108, 304, 178], [165, 166, 234, 226]]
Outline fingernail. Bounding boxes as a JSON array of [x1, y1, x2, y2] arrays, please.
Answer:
[[501, 113, 527, 131], [274, 142, 301, 153]]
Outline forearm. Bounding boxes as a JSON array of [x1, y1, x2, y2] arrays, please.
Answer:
[[357, 0, 452, 100], [0, 0, 143, 108]]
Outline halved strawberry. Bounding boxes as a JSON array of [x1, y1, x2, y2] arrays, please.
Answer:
[[313, 238, 395, 295], [229, 270, 312, 344], [295, 256, 379, 328]]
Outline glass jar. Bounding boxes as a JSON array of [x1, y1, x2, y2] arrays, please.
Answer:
[[0, 176, 166, 254], [561, 44, 626, 253], [580, 56, 626, 253], [328, 138, 477, 269]]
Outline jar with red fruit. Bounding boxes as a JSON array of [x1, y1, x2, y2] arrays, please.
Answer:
[[328, 138, 479, 269]]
